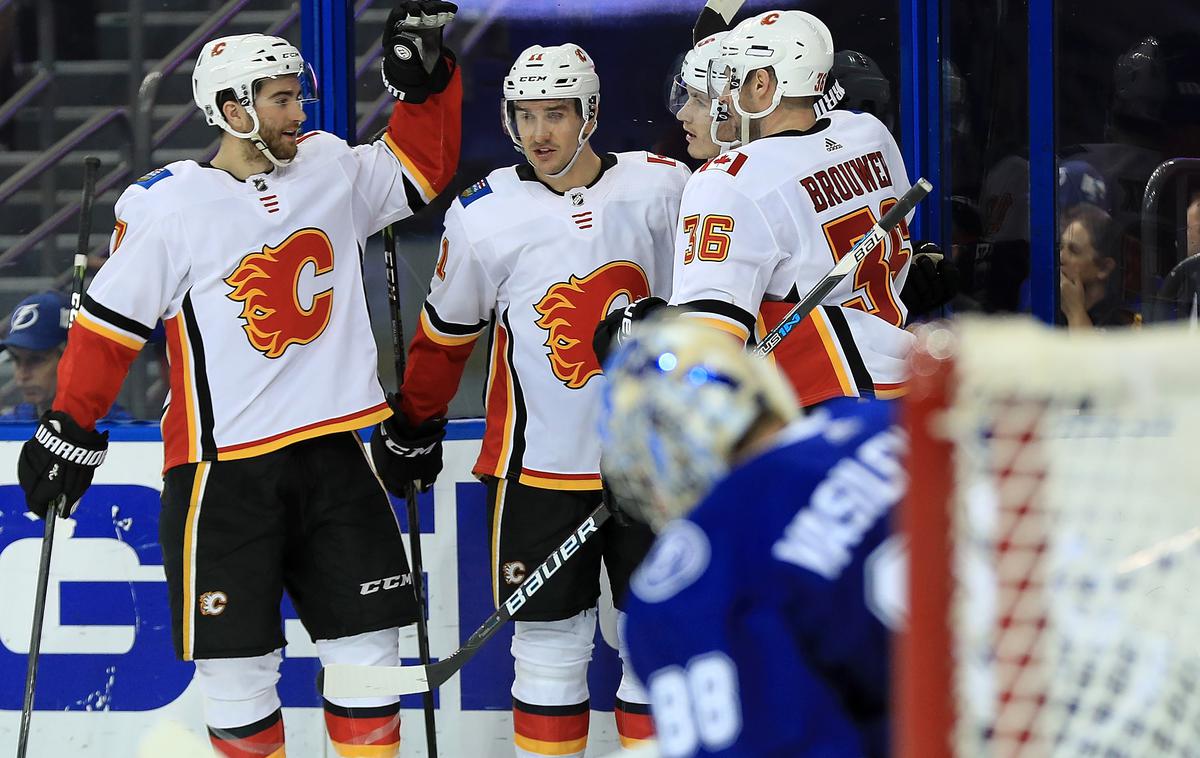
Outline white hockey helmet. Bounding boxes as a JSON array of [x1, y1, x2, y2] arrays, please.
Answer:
[[502, 43, 600, 179], [668, 32, 729, 114], [192, 34, 318, 167], [707, 11, 834, 145], [599, 316, 798, 530]]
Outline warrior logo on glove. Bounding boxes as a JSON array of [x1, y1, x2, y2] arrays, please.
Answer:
[[18, 410, 109, 519]]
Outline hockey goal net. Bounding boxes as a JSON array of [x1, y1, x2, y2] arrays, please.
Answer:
[[899, 318, 1200, 758]]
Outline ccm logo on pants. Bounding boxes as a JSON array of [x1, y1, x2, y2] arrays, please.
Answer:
[[360, 573, 413, 595]]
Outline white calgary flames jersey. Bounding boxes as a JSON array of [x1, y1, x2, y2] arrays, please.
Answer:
[[669, 109, 916, 406], [67, 130, 441, 470], [400, 152, 690, 490]]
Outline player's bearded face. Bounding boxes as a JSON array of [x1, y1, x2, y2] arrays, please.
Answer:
[[513, 100, 589, 176], [253, 78, 307, 161]]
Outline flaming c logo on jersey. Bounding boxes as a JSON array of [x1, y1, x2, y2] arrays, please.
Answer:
[[225, 227, 335, 359], [534, 260, 650, 389]]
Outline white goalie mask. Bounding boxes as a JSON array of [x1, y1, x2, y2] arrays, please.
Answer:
[[599, 316, 799, 530], [707, 11, 834, 147], [192, 34, 319, 167], [502, 43, 600, 179]]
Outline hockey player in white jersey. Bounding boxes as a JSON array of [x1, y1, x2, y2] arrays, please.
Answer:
[[599, 317, 903, 757], [597, 21, 953, 406], [15, 4, 461, 756], [374, 43, 690, 756], [671, 11, 918, 406]]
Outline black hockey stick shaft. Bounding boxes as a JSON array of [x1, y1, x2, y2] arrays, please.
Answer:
[[693, 0, 745, 43], [319, 503, 611, 698], [381, 222, 438, 756], [428, 502, 612, 688], [753, 179, 932, 357], [18, 155, 101, 758]]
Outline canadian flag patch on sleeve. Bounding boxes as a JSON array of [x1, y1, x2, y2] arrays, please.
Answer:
[[699, 152, 748, 176]]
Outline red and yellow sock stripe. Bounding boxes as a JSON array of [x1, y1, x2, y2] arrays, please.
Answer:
[[208, 709, 285, 758], [614, 698, 655, 749], [323, 699, 401, 758], [513, 698, 589, 757]]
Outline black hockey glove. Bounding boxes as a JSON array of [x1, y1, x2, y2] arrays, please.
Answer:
[[593, 296, 668, 369], [901, 242, 960, 322], [371, 399, 447, 495], [17, 410, 108, 520], [382, 1, 457, 104]]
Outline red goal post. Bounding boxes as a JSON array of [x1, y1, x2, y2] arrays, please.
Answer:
[[898, 318, 1200, 757]]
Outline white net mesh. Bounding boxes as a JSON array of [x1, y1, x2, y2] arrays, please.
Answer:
[[933, 319, 1200, 757]]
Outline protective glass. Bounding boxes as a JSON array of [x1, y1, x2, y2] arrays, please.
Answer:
[[667, 77, 712, 116], [256, 62, 320, 106]]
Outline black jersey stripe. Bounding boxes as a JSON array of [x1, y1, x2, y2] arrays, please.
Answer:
[[678, 298, 757, 334], [500, 308, 528, 480], [81, 294, 154, 340], [822, 305, 876, 396], [182, 293, 218, 459], [424, 301, 488, 336], [401, 174, 426, 213]]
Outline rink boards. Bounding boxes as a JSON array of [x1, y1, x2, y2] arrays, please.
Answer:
[[0, 420, 626, 756]]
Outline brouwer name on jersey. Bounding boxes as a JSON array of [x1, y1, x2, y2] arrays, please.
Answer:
[[799, 150, 895, 213], [533, 260, 650, 389], [224, 227, 335, 359]]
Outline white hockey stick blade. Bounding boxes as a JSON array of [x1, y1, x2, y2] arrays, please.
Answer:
[[320, 663, 431, 698]]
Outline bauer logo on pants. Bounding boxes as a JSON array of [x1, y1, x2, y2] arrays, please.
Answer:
[[225, 227, 336, 359]]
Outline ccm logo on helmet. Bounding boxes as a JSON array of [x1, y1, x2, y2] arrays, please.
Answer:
[[360, 573, 413, 595], [519, 76, 548, 82], [762, 12, 781, 24], [503, 517, 600, 615]]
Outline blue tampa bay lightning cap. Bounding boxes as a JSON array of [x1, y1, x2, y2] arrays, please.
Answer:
[[1, 291, 70, 352]]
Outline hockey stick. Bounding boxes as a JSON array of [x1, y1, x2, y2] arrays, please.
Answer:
[[319, 503, 612, 698], [753, 178, 932, 357], [693, 0, 745, 43], [17, 155, 100, 758], [380, 221, 439, 757]]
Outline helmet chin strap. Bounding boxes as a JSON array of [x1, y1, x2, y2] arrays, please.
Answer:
[[542, 119, 594, 180], [223, 105, 293, 168], [728, 78, 784, 146], [708, 101, 742, 153]]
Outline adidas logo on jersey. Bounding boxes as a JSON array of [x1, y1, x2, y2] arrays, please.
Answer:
[[825, 138, 843, 152]]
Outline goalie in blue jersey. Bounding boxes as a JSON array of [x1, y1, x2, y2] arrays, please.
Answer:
[[598, 317, 906, 758]]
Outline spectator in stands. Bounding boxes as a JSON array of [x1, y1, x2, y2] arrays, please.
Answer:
[[1059, 203, 1139, 329], [0, 291, 127, 421]]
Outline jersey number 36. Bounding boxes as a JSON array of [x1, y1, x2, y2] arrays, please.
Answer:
[[649, 652, 742, 757], [822, 197, 912, 326]]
